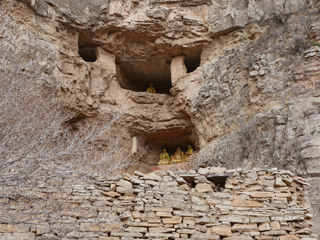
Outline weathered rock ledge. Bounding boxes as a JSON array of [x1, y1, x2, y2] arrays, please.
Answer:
[[1, 167, 317, 240]]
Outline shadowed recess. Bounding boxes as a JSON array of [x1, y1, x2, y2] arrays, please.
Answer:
[[79, 46, 97, 62], [185, 51, 201, 73], [78, 31, 100, 62], [142, 127, 199, 165], [117, 56, 172, 94]]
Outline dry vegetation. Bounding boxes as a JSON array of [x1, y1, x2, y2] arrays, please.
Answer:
[[0, 6, 130, 231]]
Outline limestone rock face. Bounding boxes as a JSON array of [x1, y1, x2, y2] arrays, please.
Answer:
[[5, 0, 320, 236]]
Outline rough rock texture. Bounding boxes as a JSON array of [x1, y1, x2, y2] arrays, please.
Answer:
[[4, 0, 320, 236], [0, 168, 316, 240]]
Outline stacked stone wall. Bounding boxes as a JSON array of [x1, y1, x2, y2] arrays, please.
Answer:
[[0, 168, 317, 240]]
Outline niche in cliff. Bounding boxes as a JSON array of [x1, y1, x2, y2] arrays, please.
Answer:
[[117, 56, 172, 94], [184, 49, 201, 73], [114, 44, 201, 93], [142, 127, 199, 166], [78, 32, 100, 62]]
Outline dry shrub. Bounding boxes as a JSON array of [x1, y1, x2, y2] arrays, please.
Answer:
[[0, 4, 130, 231]]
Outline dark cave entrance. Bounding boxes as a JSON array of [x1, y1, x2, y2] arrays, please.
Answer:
[[115, 46, 202, 94], [184, 51, 201, 73], [117, 57, 172, 94], [78, 32, 99, 62], [79, 46, 97, 62]]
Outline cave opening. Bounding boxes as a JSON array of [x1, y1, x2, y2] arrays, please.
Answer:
[[79, 46, 97, 62], [78, 32, 100, 62], [184, 51, 201, 73], [117, 57, 172, 94], [142, 128, 199, 166]]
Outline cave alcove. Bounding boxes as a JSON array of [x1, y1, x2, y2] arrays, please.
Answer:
[[184, 51, 201, 73], [79, 46, 97, 62], [78, 32, 100, 62], [142, 128, 199, 166], [116, 56, 173, 94]]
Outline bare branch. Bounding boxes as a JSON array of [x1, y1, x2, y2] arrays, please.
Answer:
[[0, 3, 132, 232]]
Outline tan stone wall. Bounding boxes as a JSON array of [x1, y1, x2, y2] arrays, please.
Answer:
[[0, 168, 317, 240]]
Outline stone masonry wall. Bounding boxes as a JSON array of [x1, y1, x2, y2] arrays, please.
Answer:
[[0, 168, 317, 240]]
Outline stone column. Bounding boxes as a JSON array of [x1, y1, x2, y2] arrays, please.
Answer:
[[301, 138, 320, 176], [132, 136, 137, 154], [171, 56, 187, 85], [301, 138, 320, 237], [96, 47, 116, 75]]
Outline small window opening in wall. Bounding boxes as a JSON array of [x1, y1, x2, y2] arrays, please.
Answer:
[[207, 174, 231, 191], [180, 174, 230, 192], [184, 52, 201, 73], [78, 31, 99, 62]]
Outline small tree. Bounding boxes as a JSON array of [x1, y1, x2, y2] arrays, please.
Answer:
[[0, 4, 130, 231]]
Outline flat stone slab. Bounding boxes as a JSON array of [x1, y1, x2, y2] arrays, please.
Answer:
[[180, 174, 199, 183]]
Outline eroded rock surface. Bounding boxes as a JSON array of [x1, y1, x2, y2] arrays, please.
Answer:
[[4, 0, 320, 236]]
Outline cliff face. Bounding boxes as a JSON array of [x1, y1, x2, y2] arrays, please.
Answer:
[[4, 0, 320, 236]]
